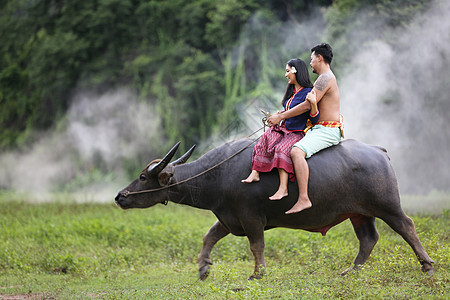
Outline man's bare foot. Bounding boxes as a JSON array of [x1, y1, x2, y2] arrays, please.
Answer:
[[241, 171, 260, 183], [285, 197, 312, 214], [269, 188, 288, 200]]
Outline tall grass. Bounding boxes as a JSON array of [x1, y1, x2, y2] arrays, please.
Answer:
[[0, 193, 448, 299]]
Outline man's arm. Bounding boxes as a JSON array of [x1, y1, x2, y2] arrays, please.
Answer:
[[310, 72, 332, 103]]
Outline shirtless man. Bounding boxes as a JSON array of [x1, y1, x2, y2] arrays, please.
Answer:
[[267, 43, 342, 214]]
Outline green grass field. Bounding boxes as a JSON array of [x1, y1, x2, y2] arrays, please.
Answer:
[[0, 193, 448, 299]]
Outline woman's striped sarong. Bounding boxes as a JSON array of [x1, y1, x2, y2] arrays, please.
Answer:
[[251, 124, 304, 182]]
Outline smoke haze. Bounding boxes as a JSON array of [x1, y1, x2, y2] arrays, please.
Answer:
[[339, 0, 450, 194], [0, 89, 162, 202]]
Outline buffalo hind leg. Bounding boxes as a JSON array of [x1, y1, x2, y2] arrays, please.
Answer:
[[244, 224, 266, 280], [342, 215, 379, 275], [198, 221, 230, 280], [381, 212, 434, 275]]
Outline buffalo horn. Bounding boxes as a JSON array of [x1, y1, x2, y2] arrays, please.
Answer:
[[171, 145, 196, 166], [148, 142, 181, 175]]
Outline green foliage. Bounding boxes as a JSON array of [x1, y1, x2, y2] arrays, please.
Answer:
[[0, 0, 437, 152], [175, 50, 223, 142], [0, 196, 448, 298], [205, 0, 257, 48], [0, 0, 262, 150]]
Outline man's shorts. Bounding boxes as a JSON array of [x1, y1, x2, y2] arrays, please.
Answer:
[[293, 125, 342, 158]]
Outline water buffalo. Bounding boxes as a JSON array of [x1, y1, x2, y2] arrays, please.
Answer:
[[115, 138, 434, 280]]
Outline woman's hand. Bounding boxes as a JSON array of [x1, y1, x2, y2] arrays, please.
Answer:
[[306, 89, 317, 105], [267, 112, 283, 127], [306, 89, 319, 117]]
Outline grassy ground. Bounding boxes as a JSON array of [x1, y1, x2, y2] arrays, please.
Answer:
[[0, 193, 448, 299]]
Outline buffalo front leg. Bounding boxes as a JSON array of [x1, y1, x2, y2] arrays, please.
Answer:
[[342, 215, 379, 275], [381, 212, 434, 275], [198, 221, 230, 280]]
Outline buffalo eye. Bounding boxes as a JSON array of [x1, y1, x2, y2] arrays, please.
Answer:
[[139, 174, 147, 181]]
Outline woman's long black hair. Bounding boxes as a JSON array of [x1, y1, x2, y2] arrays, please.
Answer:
[[282, 58, 313, 106]]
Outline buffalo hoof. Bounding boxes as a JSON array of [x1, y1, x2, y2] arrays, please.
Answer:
[[248, 274, 263, 280], [198, 258, 213, 281], [340, 264, 361, 276], [199, 266, 210, 281], [248, 268, 265, 280], [421, 262, 435, 276], [340, 268, 351, 276]]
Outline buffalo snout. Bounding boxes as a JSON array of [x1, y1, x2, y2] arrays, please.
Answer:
[[115, 192, 129, 209]]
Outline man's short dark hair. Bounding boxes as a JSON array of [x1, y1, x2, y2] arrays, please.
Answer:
[[311, 43, 333, 65]]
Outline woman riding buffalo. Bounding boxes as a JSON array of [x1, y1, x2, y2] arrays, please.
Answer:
[[242, 58, 318, 200]]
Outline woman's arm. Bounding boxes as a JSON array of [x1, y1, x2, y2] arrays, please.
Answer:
[[267, 101, 311, 126]]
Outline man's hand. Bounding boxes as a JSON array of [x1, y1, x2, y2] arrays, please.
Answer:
[[267, 112, 283, 127]]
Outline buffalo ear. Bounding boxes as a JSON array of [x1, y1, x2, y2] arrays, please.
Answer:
[[158, 167, 174, 186]]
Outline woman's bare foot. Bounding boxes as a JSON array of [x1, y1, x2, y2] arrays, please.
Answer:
[[285, 196, 312, 214], [241, 170, 260, 183], [269, 188, 288, 200]]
